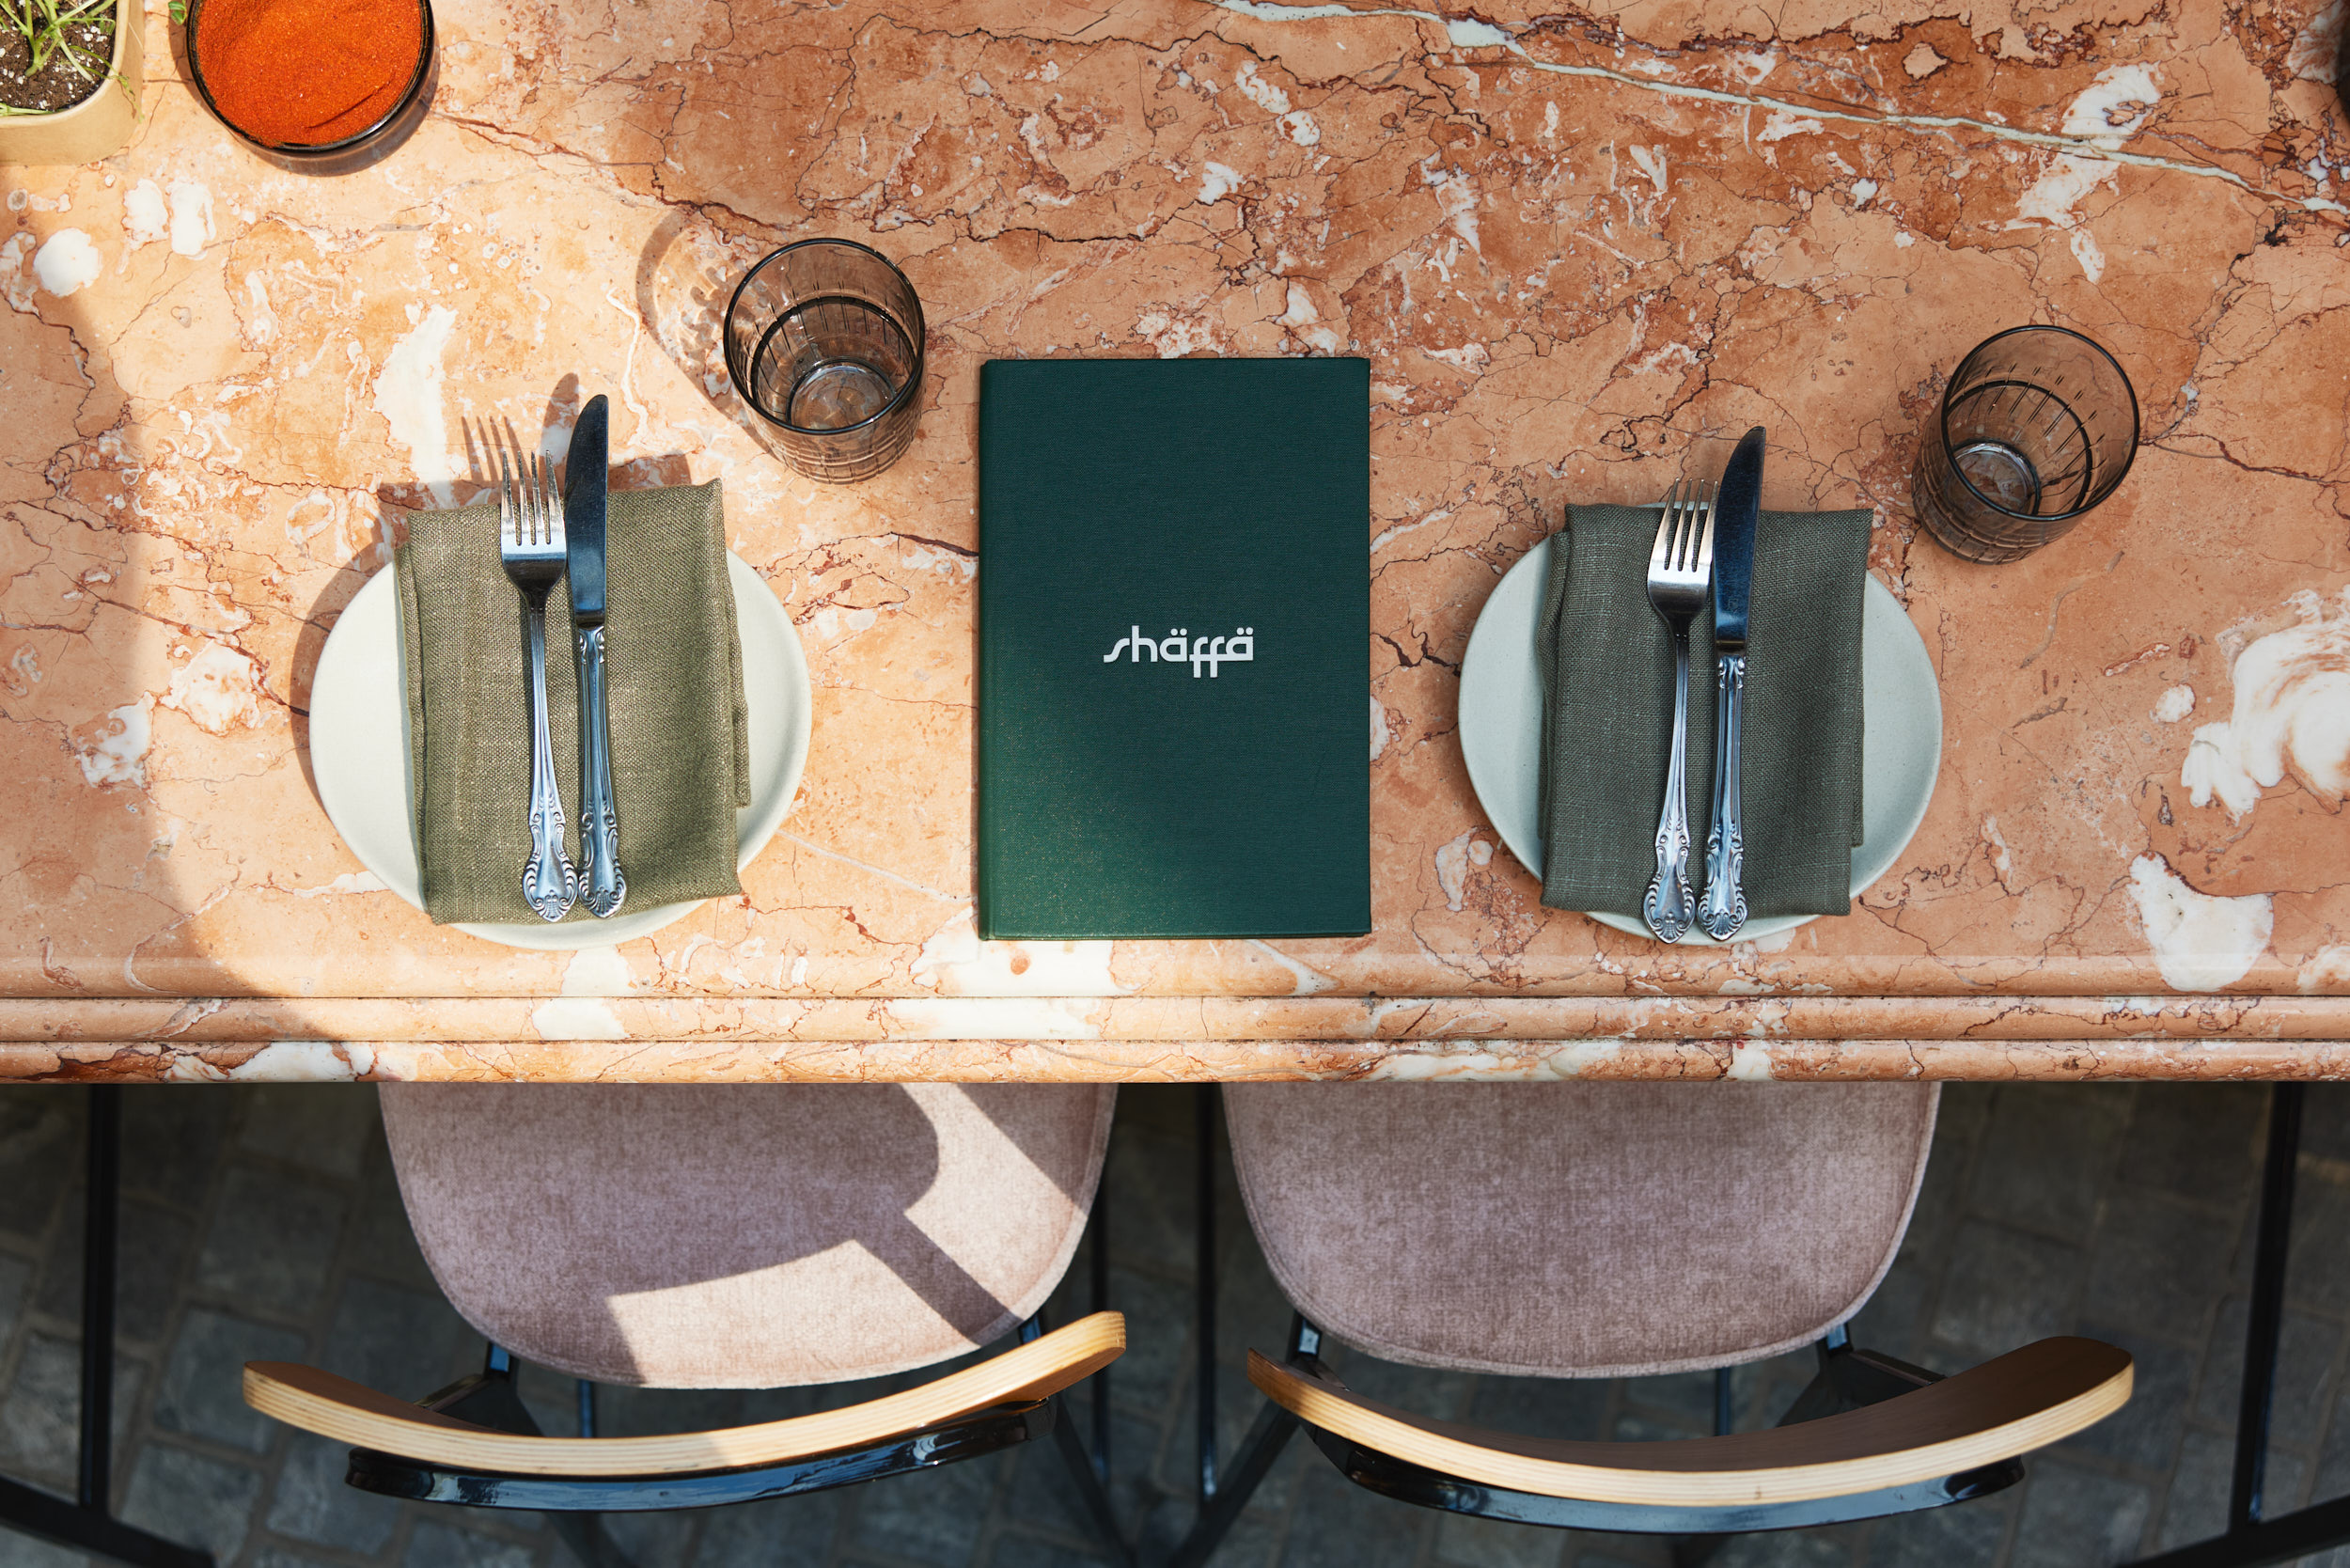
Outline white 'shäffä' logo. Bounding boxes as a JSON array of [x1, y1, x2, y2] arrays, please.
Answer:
[[1103, 626, 1257, 678]]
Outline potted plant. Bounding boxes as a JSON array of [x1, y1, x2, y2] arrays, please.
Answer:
[[0, 0, 142, 165]]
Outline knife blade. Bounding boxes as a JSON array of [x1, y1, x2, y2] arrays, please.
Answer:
[[565, 397, 610, 627], [1698, 425, 1765, 939], [564, 394, 626, 918], [1710, 427, 1765, 651]]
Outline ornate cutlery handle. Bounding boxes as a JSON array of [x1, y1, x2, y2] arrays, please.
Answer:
[[520, 598, 578, 921], [573, 623, 627, 918], [1642, 626, 1696, 943], [1699, 651, 1748, 941]]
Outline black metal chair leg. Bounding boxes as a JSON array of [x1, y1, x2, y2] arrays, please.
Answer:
[[559, 1378, 631, 1568], [2234, 1083, 2302, 1531], [1167, 1396, 1300, 1568], [1196, 1083, 1218, 1508], [1168, 1313, 1320, 1568], [0, 1088, 215, 1568], [419, 1352, 634, 1568], [2122, 1084, 2335, 1568], [80, 1082, 118, 1515], [1049, 1396, 1136, 1568]]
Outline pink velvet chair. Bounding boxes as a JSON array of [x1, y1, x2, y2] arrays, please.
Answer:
[[242, 1083, 1131, 1566], [1172, 1082, 2133, 1567]]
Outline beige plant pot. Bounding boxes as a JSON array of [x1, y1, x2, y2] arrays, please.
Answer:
[[0, 0, 143, 165]]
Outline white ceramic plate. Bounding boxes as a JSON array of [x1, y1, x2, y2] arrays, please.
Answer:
[[1458, 538, 1942, 945], [309, 555, 811, 950]]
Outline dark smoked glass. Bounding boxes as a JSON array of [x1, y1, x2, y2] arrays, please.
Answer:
[[1913, 325, 2138, 563], [723, 239, 925, 484]]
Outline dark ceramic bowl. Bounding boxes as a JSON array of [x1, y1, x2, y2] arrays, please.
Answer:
[[185, 0, 435, 175]]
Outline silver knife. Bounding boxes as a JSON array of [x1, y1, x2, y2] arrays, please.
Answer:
[[1698, 426, 1766, 941], [564, 395, 626, 918]]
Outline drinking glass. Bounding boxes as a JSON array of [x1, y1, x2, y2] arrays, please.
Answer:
[[1912, 325, 2138, 563], [723, 239, 926, 483]]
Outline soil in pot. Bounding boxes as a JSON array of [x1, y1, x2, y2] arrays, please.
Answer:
[[0, 0, 118, 115]]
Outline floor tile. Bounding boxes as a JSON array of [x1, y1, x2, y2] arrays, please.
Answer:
[[1707, 1529, 1856, 1567], [1860, 1494, 2010, 1566], [1433, 1512, 1566, 1568], [234, 1084, 380, 1180], [118, 1089, 233, 1210], [32, 1191, 193, 1345], [2114, 1087, 2264, 1208], [0, 1533, 91, 1568], [1276, 1463, 1423, 1568], [2082, 1193, 2239, 1336], [1966, 1087, 2132, 1245], [1927, 1222, 2083, 1356], [118, 1441, 264, 1560], [0, 1334, 143, 1492], [194, 1164, 346, 1319], [2007, 1460, 2151, 1568], [320, 1274, 478, 1400], [401, 1519, 538, 1568], [0, 1092, 77, 1247], [689, 1491, 841, 1567], [848, 1451, 1007, 1567], [152, 1307, 308, 1452], [266, 1431, 405, 1554], [2195, 1299, 2341, 1451], [0, 1255, 30, 1349]]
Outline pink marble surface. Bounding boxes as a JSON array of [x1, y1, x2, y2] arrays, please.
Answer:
[[3, 0, 2347, 1080]]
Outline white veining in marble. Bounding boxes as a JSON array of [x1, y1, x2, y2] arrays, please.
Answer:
[[2129, 855, 2274, 993], [2184, 588, 2350, 820]]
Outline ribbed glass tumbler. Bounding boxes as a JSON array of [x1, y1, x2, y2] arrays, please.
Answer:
[[1913, 325, 2138, 563], [724, 239, 926, 483]]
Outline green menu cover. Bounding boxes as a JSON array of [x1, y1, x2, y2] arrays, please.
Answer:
[[979, 357, 1371, 940]]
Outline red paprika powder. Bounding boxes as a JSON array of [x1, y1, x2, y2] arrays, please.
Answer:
[[193, 0, 424, 147]]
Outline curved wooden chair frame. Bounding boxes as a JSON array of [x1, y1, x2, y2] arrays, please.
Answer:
[[1169, 1087, 2133, 1568], [244, 1310, 1132, 1568], [1173, 1313, 2130, 1568]]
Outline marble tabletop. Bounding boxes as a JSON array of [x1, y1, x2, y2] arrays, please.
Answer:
[[4, 0, 2347, 1085]]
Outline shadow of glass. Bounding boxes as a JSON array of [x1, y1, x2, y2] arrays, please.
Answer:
[[634, 208, 793, 457]]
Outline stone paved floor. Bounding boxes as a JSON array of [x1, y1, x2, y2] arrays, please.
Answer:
[[2, 1082, 2347, 1568]]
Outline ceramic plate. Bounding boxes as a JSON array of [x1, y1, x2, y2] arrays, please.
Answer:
[[309, 555, 811, 950], [1458, 537, 1942, 946]]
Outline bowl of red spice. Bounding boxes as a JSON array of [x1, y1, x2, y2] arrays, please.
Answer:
[[185, 0, 434, 171]]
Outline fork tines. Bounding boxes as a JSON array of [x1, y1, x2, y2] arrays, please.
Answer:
[[1649, 480, 1716, 579], [487, 427, 565, 557]]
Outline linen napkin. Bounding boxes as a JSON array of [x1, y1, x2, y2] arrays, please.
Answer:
[[1536, 503, 1870, 920], [394, 479, 751, 925]]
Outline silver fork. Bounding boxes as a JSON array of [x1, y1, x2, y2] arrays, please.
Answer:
[[494, 435, 580, 922], [1639, 479, 1716, 944]]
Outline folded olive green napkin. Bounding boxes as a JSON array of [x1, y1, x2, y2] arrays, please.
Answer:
[[1536, 504, 1870, 921], [395, 479, 751, 925]]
